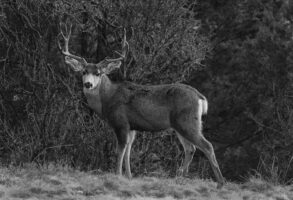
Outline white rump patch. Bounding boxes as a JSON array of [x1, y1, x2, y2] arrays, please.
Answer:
[[198, 98, 208, 131], [199, 99, 208, 115]]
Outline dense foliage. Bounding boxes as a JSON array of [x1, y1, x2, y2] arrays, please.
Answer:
[[0, 0, 292, 183]]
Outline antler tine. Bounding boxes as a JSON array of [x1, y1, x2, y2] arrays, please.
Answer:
[[105, 28, 129, 62], [122, 28, 129, 55], [58, 22, 87, 65], [62, 23, 71, 53]]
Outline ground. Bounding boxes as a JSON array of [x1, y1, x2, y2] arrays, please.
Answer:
[[0, 165, 292, 200]]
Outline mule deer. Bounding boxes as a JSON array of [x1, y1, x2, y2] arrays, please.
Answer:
[[58, 24, 225, 188]]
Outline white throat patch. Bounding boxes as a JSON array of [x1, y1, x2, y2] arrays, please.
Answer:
[[83, 74, 102, 90]]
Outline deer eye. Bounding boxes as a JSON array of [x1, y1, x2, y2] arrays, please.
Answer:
[[82, 71, 87, 75], [93, 72, 99, 76], [93, 69, 101, 76]]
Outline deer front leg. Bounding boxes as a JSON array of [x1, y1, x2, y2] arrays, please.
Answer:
[[124, 130, 136, 178], [115, 127, 129, 176]]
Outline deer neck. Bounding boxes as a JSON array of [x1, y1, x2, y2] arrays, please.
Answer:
[[83, 74, 117, 118], [100, 74, 119, 101]]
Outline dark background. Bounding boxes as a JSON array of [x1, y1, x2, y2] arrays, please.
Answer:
[[0, 0, 292, 183]]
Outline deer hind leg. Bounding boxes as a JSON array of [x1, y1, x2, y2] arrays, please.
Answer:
[[176, 133, 196, 177], [193, 135, 225, 188], [173, 118, 225, 188], [124, 130, 136, 178]]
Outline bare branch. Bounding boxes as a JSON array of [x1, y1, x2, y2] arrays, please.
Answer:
[[105, 28, 129, 63]]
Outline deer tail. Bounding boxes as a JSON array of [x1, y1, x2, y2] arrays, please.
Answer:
[[198, 94, 208, 116]]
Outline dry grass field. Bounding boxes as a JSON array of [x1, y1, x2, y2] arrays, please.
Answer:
[[0, 164, 292, 200]]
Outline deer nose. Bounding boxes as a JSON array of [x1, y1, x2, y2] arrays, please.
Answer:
[[84, 82, 93, 89]]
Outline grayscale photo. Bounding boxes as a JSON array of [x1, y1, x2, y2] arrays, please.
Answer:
[[0, 0, 292, 199]]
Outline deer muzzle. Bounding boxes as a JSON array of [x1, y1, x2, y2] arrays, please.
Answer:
[[84, 82, 93, 89]]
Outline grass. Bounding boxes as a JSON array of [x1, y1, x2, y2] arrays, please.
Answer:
[[0, 164, 292, 200]]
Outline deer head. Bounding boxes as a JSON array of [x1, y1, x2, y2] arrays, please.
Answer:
[[57, 23, 128, 90]]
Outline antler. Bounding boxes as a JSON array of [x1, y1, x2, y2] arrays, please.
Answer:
[[105, 28, 129, 62], [57, 23, 88, 65]]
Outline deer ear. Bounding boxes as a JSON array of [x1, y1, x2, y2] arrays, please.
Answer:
[[65, 56, 84, 71], [103, 61, 121, 74]]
